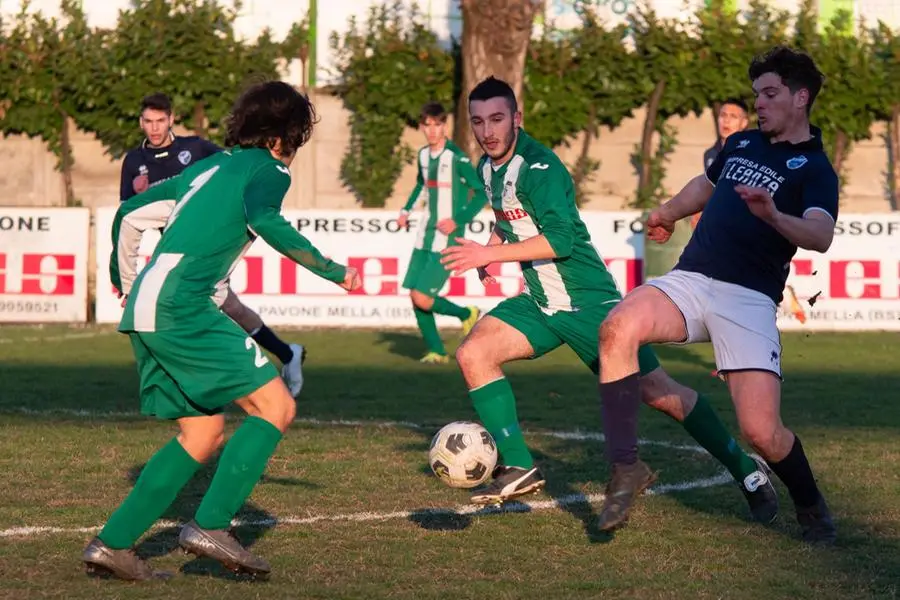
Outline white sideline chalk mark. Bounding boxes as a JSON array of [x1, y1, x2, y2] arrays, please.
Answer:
[[0, 331, 116, 345], [4, 409, 712, 455], [0, 472, 732, 539]]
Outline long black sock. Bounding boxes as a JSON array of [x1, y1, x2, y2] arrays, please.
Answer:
[[251, 325, 294, 365], [599, 372, 642, 465], [766, 435, 821, 508]]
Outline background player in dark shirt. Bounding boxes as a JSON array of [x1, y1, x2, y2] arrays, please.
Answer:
[[693, 98, 749, 228], [595, 46, 838, 545], [119, 93, 221, 202], [117, 93, 306, 396]]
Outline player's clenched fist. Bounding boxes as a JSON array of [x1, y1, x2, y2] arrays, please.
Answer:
[[646, 206, 676, 244], [340, 266, 361, 292]]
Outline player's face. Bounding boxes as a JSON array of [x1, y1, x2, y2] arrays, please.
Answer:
[[469, 97, 522, 164], [753, 72, 808, 136], [421, 117, 446, 148], [717, 102, 748, 140], [140, 109, 174, 147]]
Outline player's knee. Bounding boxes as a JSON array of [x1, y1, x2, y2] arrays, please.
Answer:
[[739, 421, 778, 455], [599, 313, 637, 355], [455, 338, 484, 374]]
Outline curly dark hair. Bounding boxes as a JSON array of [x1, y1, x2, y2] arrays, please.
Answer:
[[224, 80, 318, 156], [749, 46, 824, 115]]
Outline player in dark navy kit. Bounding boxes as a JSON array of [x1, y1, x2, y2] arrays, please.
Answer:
[[595, 46, 838, 545], [120, 93, 222, 202], [117, 93, 307, 397]]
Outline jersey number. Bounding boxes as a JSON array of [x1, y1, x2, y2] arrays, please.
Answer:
[[165, 165, 221, 231], [245, 337, 270, 368]]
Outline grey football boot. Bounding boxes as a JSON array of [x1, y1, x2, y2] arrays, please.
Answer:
[[179, 520, 271, 577], [82, 537, 169, 581]]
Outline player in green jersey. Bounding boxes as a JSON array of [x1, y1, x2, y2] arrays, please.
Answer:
[[111, 185, 309, 397], [397, 102, 487, 363], [440, 77, 777, 523], [82, 81, 361, 581]]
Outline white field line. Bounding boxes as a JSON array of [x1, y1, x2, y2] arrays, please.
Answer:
[[4, 409, 712, 455], [0, 331, 117, 344], [0, 472, 732, 539]]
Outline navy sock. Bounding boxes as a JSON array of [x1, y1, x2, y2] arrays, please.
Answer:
[[599, 372, 642, 465], [767, 435, 821, 508], [252, 325, 294, 365]]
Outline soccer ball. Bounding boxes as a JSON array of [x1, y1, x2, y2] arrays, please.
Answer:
[[428, 421, 498, 488]]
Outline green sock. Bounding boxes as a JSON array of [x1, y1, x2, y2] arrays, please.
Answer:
[[431, 297, 471, 320], [469, 377, 533, 469], [682, 394, 757, 482], [98, 438, 200, 549], [194, 416, 283, 530], [414, 306, 446, 355]]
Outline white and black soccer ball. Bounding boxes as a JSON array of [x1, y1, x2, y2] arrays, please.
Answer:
[[428, 421, 498, 488]]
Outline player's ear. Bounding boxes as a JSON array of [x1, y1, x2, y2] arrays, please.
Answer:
[[513, 110, 523, 129]]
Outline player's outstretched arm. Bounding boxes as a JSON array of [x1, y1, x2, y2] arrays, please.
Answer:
[[659, 175, 716, 222], [399, 158, 425, 227], [109, 177, 180, 295], [440, 164, 568, 274], [244, 164, 348, 285]]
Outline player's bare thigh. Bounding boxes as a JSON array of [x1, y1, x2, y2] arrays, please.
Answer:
[[410, 289, 435, 311], [456, 315, 534, 388], [177, 414, 227, 463], [221, 286, 264, 332], [602, 284, 689, 346]]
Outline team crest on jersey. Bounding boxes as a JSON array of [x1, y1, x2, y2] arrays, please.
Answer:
[[178, 150, 193, 165], [737, 140, 750, 149], [786, 155, 807, 170]]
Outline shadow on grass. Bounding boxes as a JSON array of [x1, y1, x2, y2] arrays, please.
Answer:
[[125, 456, 314, 581]]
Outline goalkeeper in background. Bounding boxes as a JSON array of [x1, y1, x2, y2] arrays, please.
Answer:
[[397, 102, 487, 363]]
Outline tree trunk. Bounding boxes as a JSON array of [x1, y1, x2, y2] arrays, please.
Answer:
[[572, 104, 596, 201], [833, 129, 848, 177], [638, 80, 666, 199], [193, 101, 207, 137], [890, 104, 900, 209], [60, 111, 75, 207], [710, 101, 721, 137], [454, 0, 544, 159]]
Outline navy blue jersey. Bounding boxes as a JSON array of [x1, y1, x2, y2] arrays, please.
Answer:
[[119, 135, 221, 201], [675, 127, 839, 303], [703, 139, 723, 170]]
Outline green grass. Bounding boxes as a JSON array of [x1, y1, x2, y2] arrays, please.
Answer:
[[0, 325, 898, 599]]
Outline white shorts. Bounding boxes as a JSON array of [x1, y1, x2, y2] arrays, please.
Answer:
[[646, 270, 782, 377]]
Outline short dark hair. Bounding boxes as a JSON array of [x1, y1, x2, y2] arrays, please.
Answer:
[[720, 97, 749, 114], [224, 80, 318, 157], [140, 93, 172, 115], [420, 101, 447, 124], [748, 46, 824, 114], [468, 76, 517, 113]]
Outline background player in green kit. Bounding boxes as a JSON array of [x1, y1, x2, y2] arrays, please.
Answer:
[[397, 102, 487, 363], [82, 81, 361, 581], [441, 77, 777, 521]]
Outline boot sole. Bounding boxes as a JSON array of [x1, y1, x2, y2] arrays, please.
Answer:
[[597, 470, 659, 532], [470, 479, 546, 506]]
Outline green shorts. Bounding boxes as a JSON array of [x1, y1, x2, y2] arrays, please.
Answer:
[[402, 248, 451, 298], [488, 294, 660, 375], [128, 311, 280, 420]]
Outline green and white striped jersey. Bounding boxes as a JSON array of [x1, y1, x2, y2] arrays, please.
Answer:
[[110, 147, 345, 333], [479, 129, 621, 313], [402, 139, 488, 252]]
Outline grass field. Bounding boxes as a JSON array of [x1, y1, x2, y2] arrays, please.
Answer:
[[0, 325, 898, 599]]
